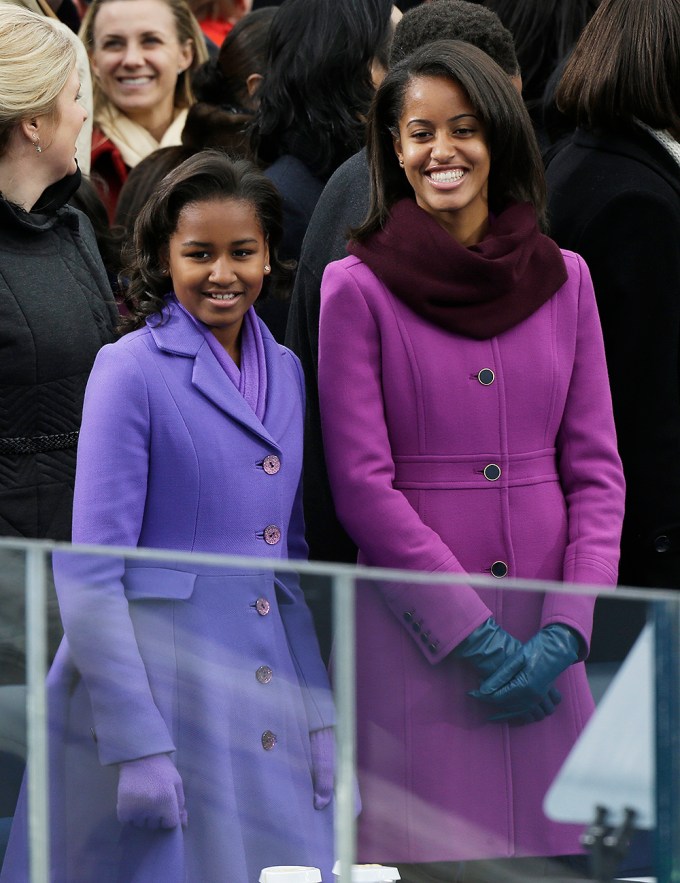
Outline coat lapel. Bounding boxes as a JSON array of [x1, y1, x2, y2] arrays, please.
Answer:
[[148, 301, 283, 449]]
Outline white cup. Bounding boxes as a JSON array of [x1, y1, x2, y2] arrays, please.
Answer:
[[259, 867, 323, 883], [331, 862, 401, 882]]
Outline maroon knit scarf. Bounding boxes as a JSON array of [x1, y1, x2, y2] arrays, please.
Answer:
[[347, 199, 567, 339]]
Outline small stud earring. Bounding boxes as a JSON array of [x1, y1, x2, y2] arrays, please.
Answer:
[[264, 264, 271, 273], [398, 158, 404, 167], [33, 138, 42, 154]]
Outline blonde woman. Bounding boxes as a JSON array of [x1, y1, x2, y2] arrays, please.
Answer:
[[0, 5, 117, 682], [79, 0, 208, 218]]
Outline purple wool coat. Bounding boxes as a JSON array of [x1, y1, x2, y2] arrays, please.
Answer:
[[318, 250, 625, 864], [1, 300, 334, 883]]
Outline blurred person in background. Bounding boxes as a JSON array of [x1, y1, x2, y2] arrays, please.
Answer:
[[79, 0, 208, 218], [547, 0, 680, 663], [285, 0, 521, 660], [249, 0, 400, 267]]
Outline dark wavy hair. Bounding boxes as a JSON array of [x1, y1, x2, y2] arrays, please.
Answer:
[[249, 0, 395, 178], [183, 7, 276, 155], [556, 0, 680, 132], [353, 39, 547, 241], [119, 150, 293, 334]]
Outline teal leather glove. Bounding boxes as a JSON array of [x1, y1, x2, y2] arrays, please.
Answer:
[[453, 616, 523, 679], [469, 624, 581, 722]]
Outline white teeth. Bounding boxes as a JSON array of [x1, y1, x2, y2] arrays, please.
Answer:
[[209, 293, 238, 300], [120, 77, 151, 85], [430, 169, 465, 183]]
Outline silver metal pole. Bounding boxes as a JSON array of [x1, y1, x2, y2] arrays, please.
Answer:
[[332, 572, 356, 883], [26, 546, 49, 883]]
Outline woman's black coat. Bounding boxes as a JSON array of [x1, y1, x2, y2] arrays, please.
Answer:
[[547, 124, 680, 656]]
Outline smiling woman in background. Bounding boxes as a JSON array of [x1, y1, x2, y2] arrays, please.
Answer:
[[79, 0, 207, 218]]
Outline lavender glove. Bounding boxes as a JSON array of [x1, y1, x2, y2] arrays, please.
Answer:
[[117, 753, 188, 829], [310, 727, 334, 810]]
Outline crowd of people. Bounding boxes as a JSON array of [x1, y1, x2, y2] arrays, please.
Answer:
[[0, 0, 676, 880]]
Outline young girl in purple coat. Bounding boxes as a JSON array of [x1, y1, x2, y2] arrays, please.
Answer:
[[318, 40, 625, 882], [2, 151, 334, 882]]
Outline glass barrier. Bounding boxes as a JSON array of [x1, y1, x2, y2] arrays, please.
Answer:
[[0, 537, 676, 883]]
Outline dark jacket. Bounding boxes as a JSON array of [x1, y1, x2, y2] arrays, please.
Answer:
[[284, 148, 369, 566], [0, 174, 118, 541], [547, 125, 680, 654]]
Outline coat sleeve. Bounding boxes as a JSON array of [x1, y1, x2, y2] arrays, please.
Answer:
[[318, 261, 492, 665], [541, 254, 626, 649], [52, 342, 175, 765], [275, 351, 335, 730]]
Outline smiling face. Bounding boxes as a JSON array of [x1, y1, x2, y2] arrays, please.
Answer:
[[40, 66, 88, 181], [393, 74, 491, 246], [166, 197, 270, 363], [90, 0, 193, 135]]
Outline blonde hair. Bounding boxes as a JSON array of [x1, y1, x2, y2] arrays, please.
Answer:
[[80, 0, 208, 121], [0, 5, 76, 157]]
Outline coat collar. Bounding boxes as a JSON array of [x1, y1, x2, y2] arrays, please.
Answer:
[[571, 125, 680, 199], [147, 299, 293, 449]]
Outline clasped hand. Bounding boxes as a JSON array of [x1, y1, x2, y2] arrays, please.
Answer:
[[469, 624, 580, 723], [117, 753, 188, 829]]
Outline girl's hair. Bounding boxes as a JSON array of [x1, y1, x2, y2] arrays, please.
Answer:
[[556, 0, 680, 132], [353, 38, 547, 241], [250, 0, 395, 178], [484, 0, 600, 115], [0, 6, 76, 158], [79, 0, 208, 121], [182, 7, 276, 155], [120, 149, 293, 333]]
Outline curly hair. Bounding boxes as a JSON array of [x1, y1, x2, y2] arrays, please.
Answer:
[[390, 0, 519, 76], [119, 149, 294, 333]]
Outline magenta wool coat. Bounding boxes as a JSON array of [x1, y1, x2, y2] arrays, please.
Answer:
[[1, 301, 334, 883], [318, 250, 625, 864]]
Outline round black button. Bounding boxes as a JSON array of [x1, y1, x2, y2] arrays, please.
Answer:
[[478, 368, 495, 386], [412, 621, 421, 633], [655, 535, 672, 553], [491, 560, 508, 578], [483, 464, 501, 481], [403, 611, 413, 622]]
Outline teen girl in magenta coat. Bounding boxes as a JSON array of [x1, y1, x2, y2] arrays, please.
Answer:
[[318, 41, 625, 869]]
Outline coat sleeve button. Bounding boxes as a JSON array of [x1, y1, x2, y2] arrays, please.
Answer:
[[403, 611, 413, 622]]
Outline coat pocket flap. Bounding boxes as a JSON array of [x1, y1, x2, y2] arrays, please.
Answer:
[[123, 567, 197, 600]]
